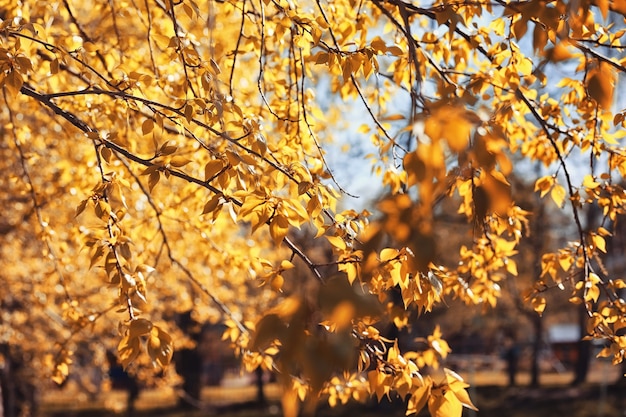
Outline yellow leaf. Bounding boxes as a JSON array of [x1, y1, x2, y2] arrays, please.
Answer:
[[128, 318, 153, 338], [451, 387, 478, 411], [406, 381, 430, 416], [147, 326, 174, 368], [558, 254, 573, 272], [270, 274, 284, 292], [382, 114, 406, 121], [505, 259, 518, 276], [148, 171, 160, 191], [118, 335, 141, 369], [328, 301, 356, 330], [380, 248, 399, 262], [280, 260, 295, 270], [534, 176, 554, 197], [531, 296, 546, 316], [370, 36, 387, 53], [550, 184, 566, 207], [582, 174, 600, 189], [428, 389, 463, 417], [95, 200, 112, 220], [339, 262, 359, 284], [184, 104, 194, 122], [444, 369, 477, 411], [169, 155, 190, 167], [592, 234, 607, 253], [202, 194, 223, 215], [141, 119, 154, 135], [297, 181, 313, 195], [585, 283, 600, 303], [547, 42, 573, 62], [269, 215, 289, 245], [587, 62, 615, 109], [75, 199, 89, 218], [50, 57, 60, 74], [489, 170, 509, 185], [424, 106, 473, 152], [386, 45, 403, 56], [326, 235, 347, 251], [205, 159, 225, 180]]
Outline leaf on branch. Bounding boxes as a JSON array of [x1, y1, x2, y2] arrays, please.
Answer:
[[147, 326, 174, 368], [75, 199, 89, 217], [118, 334, 141, 369], [269, 214, 289, 245], [531, 296, 546, 316], [582, 174, 601, 189], [587, 61, 615, 109], [591, 233, 607, 253], [444, 368, 478, 411], [128, 318, 153, 339], [298, 181, 313, 195], [4, 69, 24, 97], [141, 119, 154, 136], [424, 105, 473, 153], [280, 260, 295, 270], [100, 146, 113, 163], [94, 200, 112, 221], [50, 57, 60, 74], [406, 380, 431, 416], [204, 159, 225, 180], [534, 175, 554, 197], [268, 273, 283, 293], [550, 183, 566, 208], [327, 235, 347, 251], [148, 171, 160, 192], [428, 389, 463, 417], [202, 194, 223, 219], [169, 155, 191, 167], [159, 142, 178, 156]]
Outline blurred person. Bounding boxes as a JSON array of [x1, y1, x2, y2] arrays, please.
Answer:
[[502, 335, 520, 387]]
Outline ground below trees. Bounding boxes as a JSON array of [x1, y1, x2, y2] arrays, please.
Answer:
[[41, 370, 625, 417]]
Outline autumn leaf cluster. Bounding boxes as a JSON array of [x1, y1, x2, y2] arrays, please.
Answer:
[[1, 0, 626, 416]]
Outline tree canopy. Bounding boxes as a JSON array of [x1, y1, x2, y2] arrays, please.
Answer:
[[1, 0, 626, 416]]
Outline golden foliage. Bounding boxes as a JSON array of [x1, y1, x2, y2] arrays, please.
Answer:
[[1, 0, 626, 416]]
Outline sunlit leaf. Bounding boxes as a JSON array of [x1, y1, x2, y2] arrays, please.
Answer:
[[587, 61, 615, 109], [551, 184, 566, 208], [147, 326, 174, 368], [531, 296, 546, 316], [592, 234, 607, 253], [128, 318, 153, 338]]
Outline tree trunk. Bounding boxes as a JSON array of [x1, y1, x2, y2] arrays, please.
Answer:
[[528, 183, 545, 388], [0, 365, 15, 417], [572, 205, 600, 385], [255, 367, 265, 405], [530, 314, 542, 387], [0, 378, 4, 417], [572, 304, 591, 385]]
